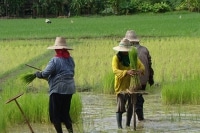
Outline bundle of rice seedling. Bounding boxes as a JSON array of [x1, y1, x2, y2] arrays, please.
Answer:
[[20, 73, 36, 85], [128, 47, 141, 92]]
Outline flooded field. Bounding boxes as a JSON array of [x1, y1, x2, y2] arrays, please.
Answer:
[[7, 91, 200, 133]]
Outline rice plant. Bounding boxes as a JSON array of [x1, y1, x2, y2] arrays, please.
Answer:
[[0, 12, 200, 40], [20, 73, 36, 85], [101, 71, 115, 94], [128, 47, 141, 92], [161, 75, 200, 105]]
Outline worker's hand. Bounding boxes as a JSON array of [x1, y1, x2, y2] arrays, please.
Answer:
[[127, 69, 140, 76], [35, 71, 43, 79]]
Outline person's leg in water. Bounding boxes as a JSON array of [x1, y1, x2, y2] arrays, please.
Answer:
[[53, 123, 63, 133], [136, 94, 144, 120], [136, 85, 146, 121], [116, 112, 123, 129], [116, 93, 126, 129], [126, 94, 133, 127], [61, 94, 73, 133], [49, 93, 63, 133]]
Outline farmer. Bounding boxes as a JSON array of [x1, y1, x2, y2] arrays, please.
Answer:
[[35, 37, 75, 133], [112, 38, 145, 129], [125, 30, 154, 121]]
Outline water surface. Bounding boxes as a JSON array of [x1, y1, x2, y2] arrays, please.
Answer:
[[8, 92, 200, 133]]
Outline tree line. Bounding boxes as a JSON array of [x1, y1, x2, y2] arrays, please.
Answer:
[[0, 0, 199, 18]]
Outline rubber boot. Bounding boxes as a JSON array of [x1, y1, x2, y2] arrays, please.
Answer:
[[54, 123, 63, 133], [116, 113, 123, 129]]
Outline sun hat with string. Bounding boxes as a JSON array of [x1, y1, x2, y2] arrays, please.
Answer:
[[113, 38, 132, 52], [47, 37, 73, 50], [125, 30, 140, 42]]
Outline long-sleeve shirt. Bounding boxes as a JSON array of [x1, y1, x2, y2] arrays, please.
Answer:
[[112, 55, 145, 95], [41, 57, 76, 95]]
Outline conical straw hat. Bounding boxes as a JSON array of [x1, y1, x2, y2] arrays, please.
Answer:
[[113, 38, 132, 52], [125, 30, 140, 42], [47, 37, 73, 50]]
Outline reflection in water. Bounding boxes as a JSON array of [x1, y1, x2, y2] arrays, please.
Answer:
[[7, 92, 200, 133]]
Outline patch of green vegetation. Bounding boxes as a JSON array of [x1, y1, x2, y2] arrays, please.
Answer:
[[0, 12, 199, 40], [161, 75, 200, 105]]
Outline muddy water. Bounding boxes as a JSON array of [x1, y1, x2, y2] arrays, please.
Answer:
[[8, 91, 200, 133]]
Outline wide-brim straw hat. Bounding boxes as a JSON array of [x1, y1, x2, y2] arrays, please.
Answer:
[[125, 30, 140, 42], [113, 38, 132, 52], [47, 37, 73, 50]]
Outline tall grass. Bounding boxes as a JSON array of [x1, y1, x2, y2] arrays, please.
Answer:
[[1, 37, 199, 89], [100, 72, 115, 94], [70, 38, 116, 90], [161, 75, 200, 105], [0, 103, 6, 133], [0, 39, 51, 76], [0, 37, 199, 132]]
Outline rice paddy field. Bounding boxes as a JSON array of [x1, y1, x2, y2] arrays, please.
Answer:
[[1, 11, 200, 132]]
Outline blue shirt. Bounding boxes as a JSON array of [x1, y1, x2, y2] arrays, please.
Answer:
[[41, 57, 76, 95]]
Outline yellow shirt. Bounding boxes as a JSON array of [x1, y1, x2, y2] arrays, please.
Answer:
[[112, 55, 145, 95]]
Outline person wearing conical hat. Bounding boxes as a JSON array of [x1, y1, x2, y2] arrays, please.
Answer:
[[112, 38, 145, 129], [125, 30, 154, 122], [35, 37, 75, 133]]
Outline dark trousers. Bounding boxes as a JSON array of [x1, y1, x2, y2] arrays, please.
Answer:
[[49, 93, 73, 133], [116, 93, 133, 128], [126, 90, 145, 126], [135, 85, 146, 120]]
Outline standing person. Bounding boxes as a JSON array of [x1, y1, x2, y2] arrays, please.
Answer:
[[112, 38, 145, 129], [125, 30, 154, 121], [35, 37, 76, 133]]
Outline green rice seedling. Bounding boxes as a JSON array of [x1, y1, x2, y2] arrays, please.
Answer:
[[0, 103, 7, 133], [0, 12, 200, 40], [101, 71, 115, 94], [1, 86, 83, 132], [128, 47, 141, 92], [20, 73, 36, 85], [161, 75, 200, 105], [21, 93, 49, 123], [70, 93, 83, 123], [0, 39, 50, 76], [129, 47, 138, 69]]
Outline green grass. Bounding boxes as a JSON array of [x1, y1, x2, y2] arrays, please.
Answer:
[[161, 75, 200, 105], [0, 12, 200, 39]]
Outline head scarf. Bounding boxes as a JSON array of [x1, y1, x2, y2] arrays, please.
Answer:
[[117, 52, 130, 67], [55, 49, 70, 58]]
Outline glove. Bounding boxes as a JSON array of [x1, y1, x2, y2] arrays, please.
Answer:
[[149, 75, 154, 86], [35, 71, 43, 79], [149, 67, 154, 86]]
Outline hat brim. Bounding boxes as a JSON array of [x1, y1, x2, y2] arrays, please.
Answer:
[[113, 46, 131, 52], [47, 46, 73, 50], [128, 39, 140, 42]]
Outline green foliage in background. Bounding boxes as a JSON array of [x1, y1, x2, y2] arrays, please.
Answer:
[[1, 0, 200, 17]]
